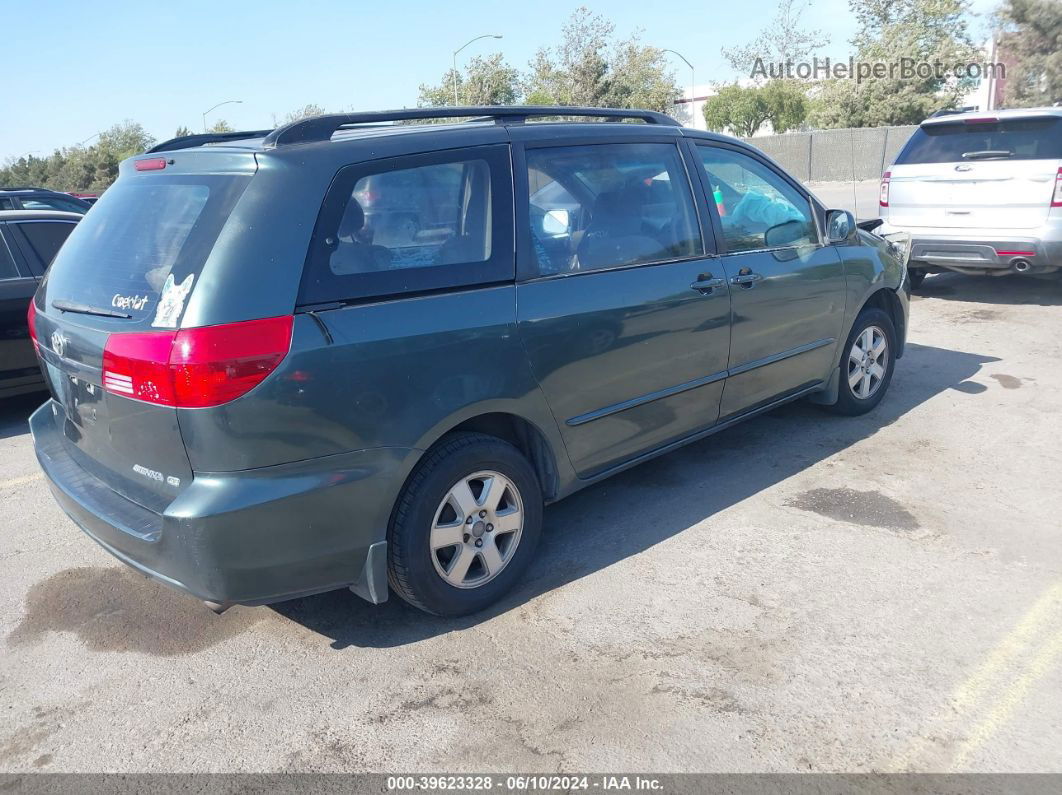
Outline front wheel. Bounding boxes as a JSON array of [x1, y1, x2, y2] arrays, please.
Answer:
[[822, 307, 897, 416], [387, 433, 543, 616]]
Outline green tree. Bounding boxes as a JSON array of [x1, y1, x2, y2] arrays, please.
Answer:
[[703, 84, 771, 136], [523, 7, 680, 112], [207, 119, 234, 133], [721, 0, 828, 77], [760, 79, 809, 132], [997, 0, 1062, 106], [0, 120, 154, 192], [174, 126, 193, 137], [284, 104, 327, 122], [418, 54, 521, 107], [703, 81, 808, 136], [809, 0, 981, 128]]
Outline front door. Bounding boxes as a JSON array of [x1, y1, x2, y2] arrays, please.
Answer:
[[515, 139, 732, 477], [692, 143, 847, 418]]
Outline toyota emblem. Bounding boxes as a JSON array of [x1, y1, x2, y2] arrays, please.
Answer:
[[51, 330, 66, 357]]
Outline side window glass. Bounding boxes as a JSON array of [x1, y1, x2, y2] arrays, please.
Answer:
[[0, 198, 15, 210], [696, 146, 817, 253], [330, 159, 490, 276], [299, 145, 512, 306], [20, 197, 85, 213], [526, 143, 702, 275], [0, 236, 18, 279], [17, 222, 77, 268]]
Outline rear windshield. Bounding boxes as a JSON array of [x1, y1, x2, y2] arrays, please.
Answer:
[[897, 118, 1062, 164], [40, 174, 249, 328]]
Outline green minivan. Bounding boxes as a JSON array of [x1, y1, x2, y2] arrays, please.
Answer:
[[30, 107, 909, 617]]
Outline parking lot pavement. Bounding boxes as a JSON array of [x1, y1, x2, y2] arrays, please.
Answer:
[[2, 272, 1061, 774]]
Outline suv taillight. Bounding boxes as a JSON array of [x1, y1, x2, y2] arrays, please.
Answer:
[[102, 315, 294, 408], [879, 171, 891, 208], [1052, 168, 1062, 208], [27, 300, 38, 350]]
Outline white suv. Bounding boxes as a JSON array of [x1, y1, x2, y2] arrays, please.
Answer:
[[878, 107, 1062, 288]]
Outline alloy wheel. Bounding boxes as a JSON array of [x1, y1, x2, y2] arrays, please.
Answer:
[[847, 325, 889, 400], [430, 471, 524, 589]]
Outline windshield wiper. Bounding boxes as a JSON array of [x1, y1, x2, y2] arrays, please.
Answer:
[[51, 299, 132, 319], [961, 150, 1013, 160]]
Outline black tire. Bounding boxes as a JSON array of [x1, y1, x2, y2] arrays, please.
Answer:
[[907, 267, 927, 289], [387, 432, 543, 617], [823, 307, 897, 416]]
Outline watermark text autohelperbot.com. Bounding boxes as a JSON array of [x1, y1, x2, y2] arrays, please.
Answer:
[[752, 57, 1006, 83]]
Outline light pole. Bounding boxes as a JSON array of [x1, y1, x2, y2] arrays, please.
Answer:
[[79, 132, 101, 147], [662, 49, 695, 117], [202, 100, 243, 132], [452, 34, 503, 106]]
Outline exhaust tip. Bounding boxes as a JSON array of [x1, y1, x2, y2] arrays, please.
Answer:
[[1011, 258, 1032, 273]]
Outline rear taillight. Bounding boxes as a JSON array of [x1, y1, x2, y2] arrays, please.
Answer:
[[1052, 168, 1062, 208], [27, 300, 38, 350], [879, 171, 891, 207], [102, 315, 293, 408]]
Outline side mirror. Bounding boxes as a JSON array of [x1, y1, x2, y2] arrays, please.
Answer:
[[764, 219, 808, 248], [826, 209, 856, 244], [541, 208, 571, 236]]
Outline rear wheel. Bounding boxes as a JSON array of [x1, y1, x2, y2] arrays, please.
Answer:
[[822, 307, 897, 416], [388, 433, 542, 616]]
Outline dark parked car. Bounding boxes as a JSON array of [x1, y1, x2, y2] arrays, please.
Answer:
[[0, 188, 92, 214], [68, 193, 100, 206], [28, 107, 909, 617], [1, 210, 80, 398]]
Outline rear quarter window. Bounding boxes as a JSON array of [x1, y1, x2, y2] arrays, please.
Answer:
[[299, 145, 513, 306], [898, 118, 1062, 164], [39, 175, 249, 328]]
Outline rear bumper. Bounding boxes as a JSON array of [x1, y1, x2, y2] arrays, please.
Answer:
[[30, 401, 413, 607], [878, 219, 1062, 273]]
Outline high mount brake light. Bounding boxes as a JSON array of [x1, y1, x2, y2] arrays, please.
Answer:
[[135, 158, 168, 171], [102, 315, 294, 408], [879, 171, 891, 207]]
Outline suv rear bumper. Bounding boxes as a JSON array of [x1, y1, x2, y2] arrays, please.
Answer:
[[878, 220, 1062, 274], [30, 401, 412, 607]]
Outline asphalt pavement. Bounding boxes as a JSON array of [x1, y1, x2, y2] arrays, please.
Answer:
[[2, 272, 1061, 773]]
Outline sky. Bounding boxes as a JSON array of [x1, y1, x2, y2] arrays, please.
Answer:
[[3, 0, 999, 162]]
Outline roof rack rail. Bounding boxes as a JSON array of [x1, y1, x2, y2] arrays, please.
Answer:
[[0, 186, 54, 192], [147, 129, 274, 154], [263, 106, 681, 147]]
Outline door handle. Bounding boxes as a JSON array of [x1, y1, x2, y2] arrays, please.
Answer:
[[690, 274, 726, 295], [731, 270, 763, 287]]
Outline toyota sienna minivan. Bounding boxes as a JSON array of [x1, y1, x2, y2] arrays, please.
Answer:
[[29, 106, 910, 617]]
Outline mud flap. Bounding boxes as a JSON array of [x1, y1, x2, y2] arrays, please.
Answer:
[[807, 366, 840, 406], [349, 540, 389, 604]]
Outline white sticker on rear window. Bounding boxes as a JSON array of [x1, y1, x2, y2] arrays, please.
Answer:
[[112, 293, 151, 312], [151, 273, 194, 328]]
